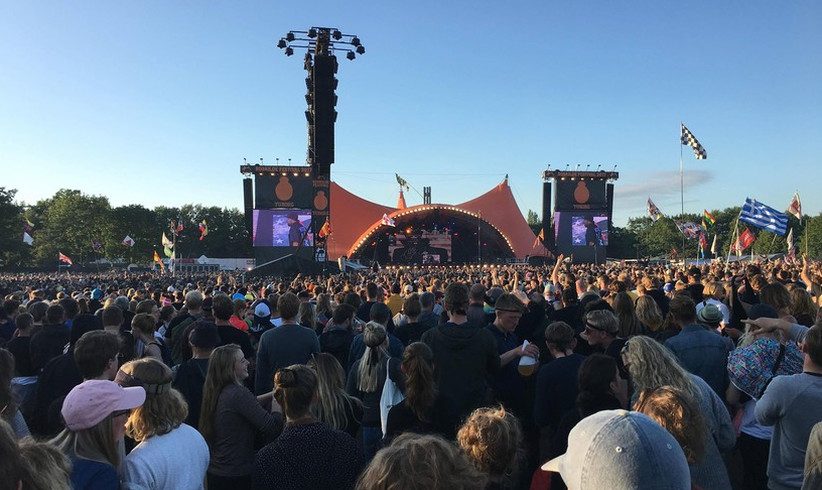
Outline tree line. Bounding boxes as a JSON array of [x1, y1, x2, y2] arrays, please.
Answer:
[[0, 187, 251, 268], [1, 186, 818, 269], [530, 206, 816, 261]]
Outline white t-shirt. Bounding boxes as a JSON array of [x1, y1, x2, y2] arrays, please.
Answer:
[[695, 298, 731, 325], [122, 423, 209, 490]]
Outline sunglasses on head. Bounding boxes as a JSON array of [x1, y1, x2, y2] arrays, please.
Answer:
[[584, 321, 608, 332]]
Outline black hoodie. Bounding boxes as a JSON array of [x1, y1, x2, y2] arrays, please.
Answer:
[[421, 321, 500, 419]]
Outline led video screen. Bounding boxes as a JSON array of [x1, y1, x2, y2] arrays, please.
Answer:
[[252, 209, 313, 247], [388, 231, 452, 264]]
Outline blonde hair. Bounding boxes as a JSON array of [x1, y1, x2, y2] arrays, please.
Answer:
[[356, 433, 487, 490], [621, 336, 699, 402], [635, 296, 663, 331], [357, 322, 389, 393], [18, 438, 72, 490], [50, 414, 120, 468], [457, 406, 523, 480], [120, 358, 187, 441], [634, 386, 707, 464], [309, 353, 362, 432], [199, 344, 243, 448]]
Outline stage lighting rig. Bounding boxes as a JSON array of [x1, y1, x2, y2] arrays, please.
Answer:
[[276, 27, 365, 61]]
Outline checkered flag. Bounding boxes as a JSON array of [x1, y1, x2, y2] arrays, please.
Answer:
[[681, 124, 707, 159]]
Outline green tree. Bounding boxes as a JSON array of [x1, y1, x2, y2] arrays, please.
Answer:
[[802, 214, 822, 259], [0, 188, 27, 267], [31, 189, 112, 267], [606, 225, 638, 259], [108, 205, 159, 264], [526, 209, 542, 236]]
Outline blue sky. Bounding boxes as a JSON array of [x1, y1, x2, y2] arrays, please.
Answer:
[[1, 1, 820, 228]]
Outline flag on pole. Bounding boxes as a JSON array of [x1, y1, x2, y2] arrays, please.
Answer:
[[381, 214, 396, 227], [674, 220, 703, 240], [59, 252, 73, 266], [198, 220, 208, 241], [710, 234, 718, 255], [532, 228, 544, 248], [681, 124, 707, 159], [788, 193, 802, 220], [740, 198, 788, 236], [395, 174, 410, 191], [318, 220, 332, 239], [699, 232, 708, 252], [734, 229, 756, 254], [22, 232, 33, 246], [163, 246, 173, 258], [647, 198, 663, 221], [170, 219, 183, 236], [787, 228, 796, 261], [122, 235, 135, 247], [702, 210, 715, 229], [23, 218, 34, 233], [153, 251, 166, 272], [162, 233, 173, 249]]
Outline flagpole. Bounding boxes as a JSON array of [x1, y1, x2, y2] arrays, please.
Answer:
[[725, 214, 740, 272], [804, 216, 808, 257], [680, 123, 685, 253]]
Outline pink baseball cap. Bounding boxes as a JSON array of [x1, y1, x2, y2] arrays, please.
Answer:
[[62, 380, 146, 431]]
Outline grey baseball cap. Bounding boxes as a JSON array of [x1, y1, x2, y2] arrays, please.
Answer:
[[541, 410, 690, 489]]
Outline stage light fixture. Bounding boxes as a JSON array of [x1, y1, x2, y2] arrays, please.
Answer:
[[277, 39, 287, 49], [286, 32, 295, 42], [351, 37, 361, 46], [356, 45, 365, 55], [308, 28, 317, 38], [346, 51, 355, 60], [332, 30, 342, 40], [285, 47, 294, 56]]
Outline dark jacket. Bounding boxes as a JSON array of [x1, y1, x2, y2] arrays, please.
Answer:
[[421, 322, 500, 419], [320, 327, 355, 370], [173, 358, 209, 429], [393, 322, 431, 347], [29, 324, 70, 373], [466, 302, 490, 328]]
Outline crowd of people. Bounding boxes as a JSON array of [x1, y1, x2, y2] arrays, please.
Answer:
[[2, 254, 822, 489]]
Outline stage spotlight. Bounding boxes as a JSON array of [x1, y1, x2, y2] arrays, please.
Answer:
[[332, 30, 342, 40], [351, 37, 361, 46], [286, 32, 295, 41], [285, 47, 294, 56], [277, 39, 287, 49], [346, 51, 356, 60], [308, 28, 317, 38], [356, 45, 365, 55]]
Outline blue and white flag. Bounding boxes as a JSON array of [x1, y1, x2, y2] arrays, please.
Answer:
[[740, 198, 788, 236]]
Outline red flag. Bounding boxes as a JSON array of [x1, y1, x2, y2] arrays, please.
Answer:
[[58, 252, 73, 266], [380, 214, 396, 227], [532, 228, 544, 248], [788, 193, 802, 220], [198, 220, 208, 241], [699, 232, 708, 251], [318, 220, 331, 239], [735, 229, 755, 254]]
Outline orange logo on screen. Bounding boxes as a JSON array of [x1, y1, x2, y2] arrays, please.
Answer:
[[314, 191, 328, 211], [574, 182, 590, 204], [275, 177, 293, 201]]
